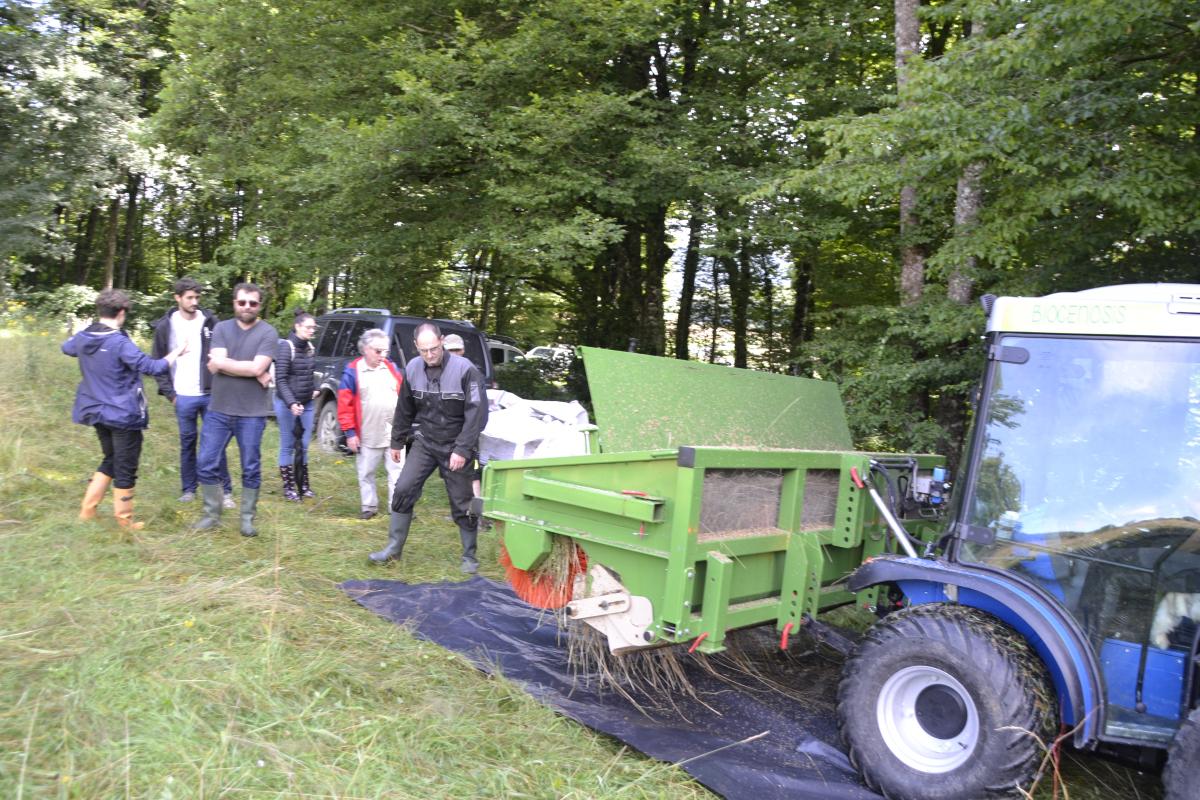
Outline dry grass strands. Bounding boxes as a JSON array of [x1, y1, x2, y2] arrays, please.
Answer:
[[500, 535, 587, 609], [562, 621, 844, 720]]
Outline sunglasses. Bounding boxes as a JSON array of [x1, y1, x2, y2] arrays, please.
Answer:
[[235, 299, 261, 308], [417, 345, 442, 355]]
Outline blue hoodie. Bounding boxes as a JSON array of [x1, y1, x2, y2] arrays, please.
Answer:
[[61, 323, 171, 430]]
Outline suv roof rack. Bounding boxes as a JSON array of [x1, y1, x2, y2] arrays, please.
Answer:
[[326, 307, 391, 315]]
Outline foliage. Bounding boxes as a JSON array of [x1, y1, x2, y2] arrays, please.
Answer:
[[792, 0, 1200, 286], [800, 296, 986, 466], [493, 358, 573, 403]]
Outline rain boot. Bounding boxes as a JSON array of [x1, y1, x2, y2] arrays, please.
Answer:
[[298, 462, 315, 499], [240, 487, 260, 537], [369, 511, 411, 563], [79, 472, 111, 521], [193, 484, 223, 530], [113, 487, 144, 530], [459, 523, 479, 574], [280, 465, 300, 501]]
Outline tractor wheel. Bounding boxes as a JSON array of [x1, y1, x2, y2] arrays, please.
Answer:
[[838, 604, 1055, 800], [1163, 706, 1200, 800]]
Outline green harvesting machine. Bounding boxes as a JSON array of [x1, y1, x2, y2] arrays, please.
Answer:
[[482, 347, 947, 655]]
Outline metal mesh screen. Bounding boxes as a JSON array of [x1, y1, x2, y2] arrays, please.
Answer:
[[698, 469, 783, 540], [801, 469, 840, 530]]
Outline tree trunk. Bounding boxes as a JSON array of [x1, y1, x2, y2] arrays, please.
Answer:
[[948, 19, 984, 306], [642, 206, 669, 356], [895, 0, 924, 306], [760, 255, 775, 371], [675, 208, 703, 360], [74, 206, 100, 284], [949, 161, 984, 304], [730, 239, 751, 369], [708, 250, 721, 364], [102, 195, 121, 290], [789, 248, 815, 373], [117, 172, 141, 289]]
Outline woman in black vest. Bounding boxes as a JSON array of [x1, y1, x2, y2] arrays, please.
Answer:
[[275, 309, 318, 500]]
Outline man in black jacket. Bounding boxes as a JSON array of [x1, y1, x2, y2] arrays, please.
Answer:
[[371, 322, 488, 572], [151, 278, 234, 508]]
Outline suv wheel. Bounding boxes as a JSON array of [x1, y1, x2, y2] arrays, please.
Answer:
[[315, 401, 342, 453]]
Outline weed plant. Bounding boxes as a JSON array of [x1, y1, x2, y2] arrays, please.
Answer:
[[0, 327, 1161, 798]]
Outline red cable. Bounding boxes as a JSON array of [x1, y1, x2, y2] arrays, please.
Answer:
[[780, 621, 794, 650], [850, 467, 864, 489], [688, 632, 709, 653]]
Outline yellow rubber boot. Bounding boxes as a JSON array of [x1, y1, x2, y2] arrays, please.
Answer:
[[79, 472, 112, 520], [113, 487, 144, 530]]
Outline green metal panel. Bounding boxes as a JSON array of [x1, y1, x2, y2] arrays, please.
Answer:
[[580, 347, 853, 453]]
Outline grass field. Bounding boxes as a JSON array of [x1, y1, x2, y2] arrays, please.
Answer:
[[0, 326, 1164, 799]]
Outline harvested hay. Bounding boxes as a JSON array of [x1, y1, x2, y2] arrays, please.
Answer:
[[563, 619, 846, 718], [500, 535, 587, 609]]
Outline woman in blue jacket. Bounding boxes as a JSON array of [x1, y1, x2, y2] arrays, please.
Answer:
[[62, 289, 187, 528]]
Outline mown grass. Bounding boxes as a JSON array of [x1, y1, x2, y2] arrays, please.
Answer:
[[0, 326, 1163, 799], [0, 328, 711, 799]]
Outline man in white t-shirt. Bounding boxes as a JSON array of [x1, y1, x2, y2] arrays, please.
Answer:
[[337, 328, 405, 520], [152, 278, 234, 507]]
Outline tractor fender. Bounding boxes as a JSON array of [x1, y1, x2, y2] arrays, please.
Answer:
[[848, 555, 1104, 748]]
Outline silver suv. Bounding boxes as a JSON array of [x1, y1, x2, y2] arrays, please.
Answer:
[[309, 309, 493, 452]]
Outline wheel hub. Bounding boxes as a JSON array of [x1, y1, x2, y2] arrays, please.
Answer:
[[914, 684, 969, 740], [876, 665, 980, 773]]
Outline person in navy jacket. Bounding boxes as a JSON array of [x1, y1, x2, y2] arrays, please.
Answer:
[[62, 289, 188, 528]]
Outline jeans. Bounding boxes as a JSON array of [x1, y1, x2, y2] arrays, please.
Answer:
[[274, 398, 315, 467], [175, 394, 232, 493], [197, 411, 267, 489], [94, 424, 143, 489]]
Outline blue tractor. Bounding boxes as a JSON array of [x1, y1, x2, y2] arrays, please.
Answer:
[[841, 284, 1200, 798]]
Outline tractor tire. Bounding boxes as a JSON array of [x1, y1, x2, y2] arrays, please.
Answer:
[[1163, 706, 1200, 800], [838, 603, 1055, 800]]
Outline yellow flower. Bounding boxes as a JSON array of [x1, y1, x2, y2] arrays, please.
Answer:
[[183, 618, 195, 628]]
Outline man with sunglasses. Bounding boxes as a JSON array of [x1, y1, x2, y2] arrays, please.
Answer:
[[193, 282, 279, 537], [370, 322, 488, 572], [337, 328, 405, 520]]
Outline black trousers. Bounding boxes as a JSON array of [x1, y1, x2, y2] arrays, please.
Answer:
[[390, 438, 478, 531], [95, 424, 144, 489]]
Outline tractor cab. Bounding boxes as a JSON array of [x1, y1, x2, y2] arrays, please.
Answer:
[[951, 285, 1200, 745], [843, 285, 1200, 799]]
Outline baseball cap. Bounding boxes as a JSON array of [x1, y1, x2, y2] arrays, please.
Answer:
[[443, 333, 465, 352]]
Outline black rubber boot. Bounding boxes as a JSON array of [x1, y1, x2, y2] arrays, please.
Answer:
[[298, 462, 315, 499], [240, 487, 260, 537], [280, 465, 300, 501], [192, 484, 223, 530], [369, 511, 411, 563], [459, 523, 479, 574]]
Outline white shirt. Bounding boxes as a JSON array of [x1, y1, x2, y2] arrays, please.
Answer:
[[358, 362, 400, 448], [170, 312, 206, 397]]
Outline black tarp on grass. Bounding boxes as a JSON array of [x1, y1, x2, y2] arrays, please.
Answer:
[[340, 576, 882, 800]]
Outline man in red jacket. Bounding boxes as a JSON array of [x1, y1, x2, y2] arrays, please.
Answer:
[[337, 328, 405, 520]]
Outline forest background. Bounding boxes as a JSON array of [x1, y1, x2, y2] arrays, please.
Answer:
[[2, 0, 1198, 459]]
